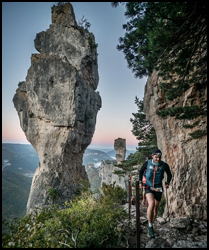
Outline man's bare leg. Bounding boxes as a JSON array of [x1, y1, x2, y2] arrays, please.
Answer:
[[152, 199, 160, 223], [146, 193, 155, 224]]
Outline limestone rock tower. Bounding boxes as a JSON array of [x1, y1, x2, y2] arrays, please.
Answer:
[[114, 138, 126, 164], [13, 3, 101, 214]]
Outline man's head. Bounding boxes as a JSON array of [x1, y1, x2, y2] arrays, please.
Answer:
[[151, 149, 162, 163]]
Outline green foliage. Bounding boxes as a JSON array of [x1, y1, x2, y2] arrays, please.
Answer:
[[130, 97, 157, 146], [113, 170, 126, 175], [85, 110, 95, 121], [99, 182, 127, 205], [18, 81, 24, 87], [2, 187, 129, 248], [77, 25, 86, 36], [189, 129, 207, 139], [29, 112, 34, 118], [182, 121, 199, 129], [113, 2, 207, 120], [48, 187, 59, 199], [2, 171, 32, 234], [156, 105, 207, 120], [114, 2, 207, 86], [114, 159, 135, 173], [130, 97, 157, 165], [77, 15, 94, 39], [77, 179, 91, 195], [78, 15, 91, 30], [88, 37, 98, 51], [156, 105, 207, 139]]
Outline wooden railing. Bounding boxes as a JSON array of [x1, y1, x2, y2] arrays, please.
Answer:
[[129, 179, 140, 248]]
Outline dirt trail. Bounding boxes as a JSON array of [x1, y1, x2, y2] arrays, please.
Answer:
[[123, 200, 207, 248]]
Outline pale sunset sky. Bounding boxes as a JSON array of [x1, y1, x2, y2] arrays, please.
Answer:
[[2, 2, 147, 150]]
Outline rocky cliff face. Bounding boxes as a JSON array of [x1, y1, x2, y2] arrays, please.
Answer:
[[13, 3, 101, 214], [143, 71, 207, 220]]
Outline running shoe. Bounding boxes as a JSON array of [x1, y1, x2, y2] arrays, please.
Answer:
[[147, 226, 155, 238]]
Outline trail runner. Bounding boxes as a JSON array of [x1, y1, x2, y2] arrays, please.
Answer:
[[139, 149, 172, 238]]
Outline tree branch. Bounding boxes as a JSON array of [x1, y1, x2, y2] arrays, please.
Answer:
[[182, 20, 206, 82], [72, 227, 81, 248], [100, 235, 109, 245], [58, 241, 72, 248]]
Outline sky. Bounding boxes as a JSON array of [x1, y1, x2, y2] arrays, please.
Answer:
[[2, 2, 147, 150]]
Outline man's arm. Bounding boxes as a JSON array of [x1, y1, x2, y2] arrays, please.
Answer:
[[139, 161, 148, 182], [165, 163, 172, 184]]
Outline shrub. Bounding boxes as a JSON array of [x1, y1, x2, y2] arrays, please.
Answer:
[[48, 187, 59, 199], [29, 112, 34, 118], [18, 81, 25, 87], [85, 111, 95, 121], [99, 182, 127, 205], [88, 37, 98, 51], [182, 120, 199, 129], [189, 129, 207, 139], [2, 188, 129, 248]]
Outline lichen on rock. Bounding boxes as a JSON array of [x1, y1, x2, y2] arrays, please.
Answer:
[[13, 3, 101, 214]]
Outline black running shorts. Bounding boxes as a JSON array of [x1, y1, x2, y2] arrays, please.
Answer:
[[145, 186, 162, 202]]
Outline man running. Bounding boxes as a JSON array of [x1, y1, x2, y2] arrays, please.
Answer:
[[139, 149, 172, 239]]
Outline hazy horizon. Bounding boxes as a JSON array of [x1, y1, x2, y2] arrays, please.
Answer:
[[2, 141, 137, 152]]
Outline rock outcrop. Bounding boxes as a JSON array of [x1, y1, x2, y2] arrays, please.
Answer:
[[13, 3, 101, 214], [99, 139, 139, 192], [114, 138, 126, 164], [85, 163, 101, 192], [143, 71, 207, 220], [99, 160, 130, 190]]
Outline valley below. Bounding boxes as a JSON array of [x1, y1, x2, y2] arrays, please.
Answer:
[[2, 142, 135, 233]]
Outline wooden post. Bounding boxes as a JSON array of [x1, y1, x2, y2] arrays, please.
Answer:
[[129, 179, 131, 220], [136, 180, 140, 248]]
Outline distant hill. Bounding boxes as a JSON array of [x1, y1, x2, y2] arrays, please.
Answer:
[[2, 143, 38, 234], [2, 143, 39, 177], [83, 148, 113, 165], [2, 143, 116, 174], [2, 170, 32, 234], [106, 149, 136, 159]]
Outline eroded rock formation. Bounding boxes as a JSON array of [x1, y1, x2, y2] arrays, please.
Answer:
[[114, 138, 126, 164], [143, 71, 207, 220], [13, 3, 101, 214], [99, 138, 129, 190], [99, 159, 130, 190]]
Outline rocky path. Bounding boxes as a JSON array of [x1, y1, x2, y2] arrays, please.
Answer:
[[122, 202, 207, 248]]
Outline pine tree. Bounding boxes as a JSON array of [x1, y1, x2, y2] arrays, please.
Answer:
[[130, 97, 157, 164], [112, 2, 207, 138]]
